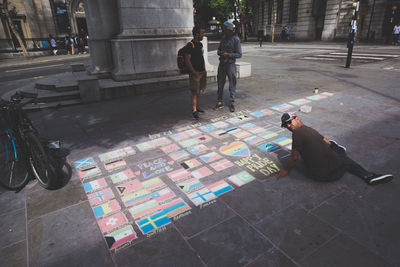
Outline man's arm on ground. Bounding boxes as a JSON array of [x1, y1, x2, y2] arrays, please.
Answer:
[[184, 53, 196, 74], [277, 149, 299, 178]]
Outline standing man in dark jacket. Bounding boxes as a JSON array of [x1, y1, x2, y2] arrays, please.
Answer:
[[215, 21, 242, 113], [277, 113, 394, 185], [185, 26, 206, 119]]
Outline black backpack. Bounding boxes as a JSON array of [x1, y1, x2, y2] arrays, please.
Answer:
[[177, 41, 194, 74]]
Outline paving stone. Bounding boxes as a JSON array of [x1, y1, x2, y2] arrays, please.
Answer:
[[299, 233, 391, 267], [28, 201, 112, 267], [188, 216, 272, 267], [173, 198, 235, 238], [114, 226, 203, 267], [246, 247, 298, 267], [27, 178, 86, 221], [0, 188, 26, 216], [254, 204, 338, 262], [0, 240, 27, 267], [0, 209, 26, 249], [220, 179, 294, 223]]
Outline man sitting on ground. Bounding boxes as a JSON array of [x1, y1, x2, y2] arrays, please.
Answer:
[[277, 113, 393, 185]]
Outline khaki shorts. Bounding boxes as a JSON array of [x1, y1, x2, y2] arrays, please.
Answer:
[[189, 71, 207, 94]]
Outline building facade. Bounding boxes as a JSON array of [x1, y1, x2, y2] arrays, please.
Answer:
[[0, 0, 87, 51], [251, 0, 400, 42]]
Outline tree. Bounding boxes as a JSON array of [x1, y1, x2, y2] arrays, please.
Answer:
[[1, 0, 30, 58]]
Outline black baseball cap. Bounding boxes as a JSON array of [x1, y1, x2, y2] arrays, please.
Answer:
[[281, 112, 296, 128]]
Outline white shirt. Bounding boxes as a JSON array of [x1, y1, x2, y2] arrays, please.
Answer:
[[394, 25, 400, 35]]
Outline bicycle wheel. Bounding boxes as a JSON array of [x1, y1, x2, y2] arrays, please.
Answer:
[[25, 131, 57, 189], [0, 131, 30, 190]]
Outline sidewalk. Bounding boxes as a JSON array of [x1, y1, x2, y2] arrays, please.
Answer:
[[0, 53, 90, 69], [1, 43, 399, 267]]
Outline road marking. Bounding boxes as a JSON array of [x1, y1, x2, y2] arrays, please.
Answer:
[[330, 52, 400, 58], [34, 76, 45, 79], [315, 54, 384, 60], [303, 57, 336, 61], [5, 64, 65, 72]]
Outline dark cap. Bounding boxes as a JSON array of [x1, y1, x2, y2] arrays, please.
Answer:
[[281, 112, 296, 128]]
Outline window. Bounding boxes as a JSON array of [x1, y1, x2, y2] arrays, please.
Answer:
[[289, 0, 299, 23], [276, 0, 283, 24], [268, 0, 272, 24]]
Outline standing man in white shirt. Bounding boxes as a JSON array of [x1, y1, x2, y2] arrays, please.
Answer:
[[393, 23, 400, 45]]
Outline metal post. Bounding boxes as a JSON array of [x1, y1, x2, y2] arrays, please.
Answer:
[[345, 1, 359, 68]]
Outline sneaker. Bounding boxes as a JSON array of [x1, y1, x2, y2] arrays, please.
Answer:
[[197, 107, 205, 113], [365, 173, 394, 185], [329, 140, 346, 152], [215, 102, 224, 109], [192, 111, 199, 119], [229, 103, 235, 112]]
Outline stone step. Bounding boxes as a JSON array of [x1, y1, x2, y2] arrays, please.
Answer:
[[35, 83, 78, 92], [19, 88, 80, 103], [23, 99, 82, 112]]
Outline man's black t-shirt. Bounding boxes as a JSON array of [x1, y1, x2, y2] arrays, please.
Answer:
[[292, 125, 344, 181], [186, 40, 205, 72]]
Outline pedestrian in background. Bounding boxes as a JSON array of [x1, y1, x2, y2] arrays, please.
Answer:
[[215, 21, 242, 113], [285, 25, 291, 41], [64, 36, 71, 55], [49, 34, 57, 56], [184, 26, 207, 119], [393, 23, 400, 45]]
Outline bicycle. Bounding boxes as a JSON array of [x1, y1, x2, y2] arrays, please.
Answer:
[[0, 92, 58, 190]]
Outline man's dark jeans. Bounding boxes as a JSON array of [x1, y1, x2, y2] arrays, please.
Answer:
[[329, 143, 371, 181]]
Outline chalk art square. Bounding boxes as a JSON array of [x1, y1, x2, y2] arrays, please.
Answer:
[[98, 212, 128, 234], [152, 137, 172, 147], [78, 166, 102, 180], [207, 180, 234, 197], [232, 130, 252, 139], [177, 178, 204, 194], [199, 124, 217, 132], [272, 137, 292, 146], [183, 129, 201, 137], [121, 189, 152, 207], [273, 149, 291, 159], [104, 159, 127, 172], [161, 143, 181, 154], [306, 95, 326, 101], [271, 103, 294, 112], [141, 177, 167, 192], [228, 171, 256, 187], [243, 135, 265, 145], [226, 115, 253, 124], [188, 188, 216, 206], [266, 126, 284, 133], [289, 98, 311, 106], [93, 199, 121, 219], [179, 138, 198, 148], [129, 199, 162, 220], [74, 157, 96, 170], [190, 166, 214, 179], [248, 126, 268, 134], [195, 134, 213, 143], [151, 188, 176, 204], [105, 225, 137, 250], [161, 198, 191, 218], [210, 159, 234, 171], [116, 179, 143, 196], [188, 144, 209, 155], [136, 141, 156, 152], [249, 108, 275, 118], [239, 122, 257, 130], [98, 146, 136, 162], [136, 211, 171, 235], [200, 152, 222, 163], [321, 92, 334, 96], [110, 169, 135, 184], [180, 158, 202, 170], [213, 121, 229, 128], [167, 168, 192, 182], [210, 129, 230, 139], [168, 150, 190, 161], [257, 143, 279, 152], [170, 132, 190, 142], [258, 130, 278, 140], [219, 141, 251, 157], [83, 178, 108, 193], [87, 188, 115, 206]]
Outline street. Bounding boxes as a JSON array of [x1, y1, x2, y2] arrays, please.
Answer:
[[1, 41, 400, 267]]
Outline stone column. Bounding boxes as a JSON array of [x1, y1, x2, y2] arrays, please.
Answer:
[[111, 0, 194, 81], [83, 0, 120, 75]]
